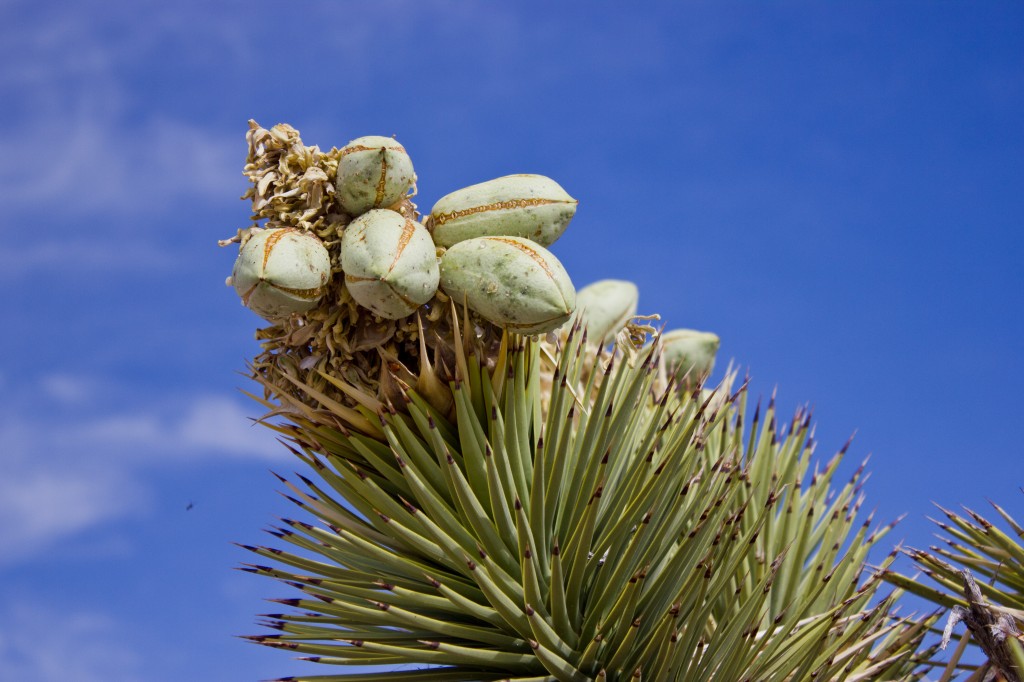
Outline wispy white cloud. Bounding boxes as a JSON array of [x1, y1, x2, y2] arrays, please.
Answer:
[[68, 394, 285, 461], [0, 468, 145, 565], [0, 4, 247, 285], [39, 373, 96, 404], [2, 110, 240, 214], [0, 3, 241, 222], [177, 395, 285, 459], [0, 601, 143, 682], [0, 377, 285, 565]]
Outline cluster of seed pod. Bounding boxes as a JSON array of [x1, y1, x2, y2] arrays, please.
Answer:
[[229, 134, 580, 336], [226, 127, 721, 387]]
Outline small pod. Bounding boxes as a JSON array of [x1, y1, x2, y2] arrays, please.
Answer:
[[335, 136, 415, 216], [341, 209, 439, 319], [428, 174, 577, 248], [231, 228, 331, 320], [571, 279, 639, 345], [662, 329, 720, 384], [439, 236, 576, 335]]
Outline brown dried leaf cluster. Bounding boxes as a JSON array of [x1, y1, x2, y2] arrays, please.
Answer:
[[242, 120, 347, 234]]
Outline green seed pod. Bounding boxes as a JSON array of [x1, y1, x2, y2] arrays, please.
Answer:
[[335, 136, 415, 216], [341, 209, 439, 319], [231, 227, 331, 320], [572, 279, 639, 345], [439, 236, 575, 335], [662, 329, 720, 384], [428, 174, 578, 248]]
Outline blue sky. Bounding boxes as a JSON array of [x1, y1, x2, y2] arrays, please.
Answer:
[[2, 1, 1022, 680]]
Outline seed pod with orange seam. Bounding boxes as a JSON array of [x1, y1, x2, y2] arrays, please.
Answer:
[[427, 174, 577, 248], [340, 209, 439, 319], [438, 236, 576, 335], [334, 136, 415, 216], [229, 227, 331, 320]]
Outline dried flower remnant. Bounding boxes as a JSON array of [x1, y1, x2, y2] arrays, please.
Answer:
[[241, 121, 346, 233]]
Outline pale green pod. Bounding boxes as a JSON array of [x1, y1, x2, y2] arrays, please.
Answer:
[[662, 329, 720, 383], [335, 136, 415, 216], [341, 209, 439, 319], [231, 227, 331, 320], [439, 236, 576, 334], [428, 174, 578, 248], [571, 279, 639, 345]]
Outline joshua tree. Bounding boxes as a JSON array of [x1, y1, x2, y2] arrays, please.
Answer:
[[225, 122, 937, 681]]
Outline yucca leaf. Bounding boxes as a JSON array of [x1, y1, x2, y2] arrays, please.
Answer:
[[244, 326, 933, 680]]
